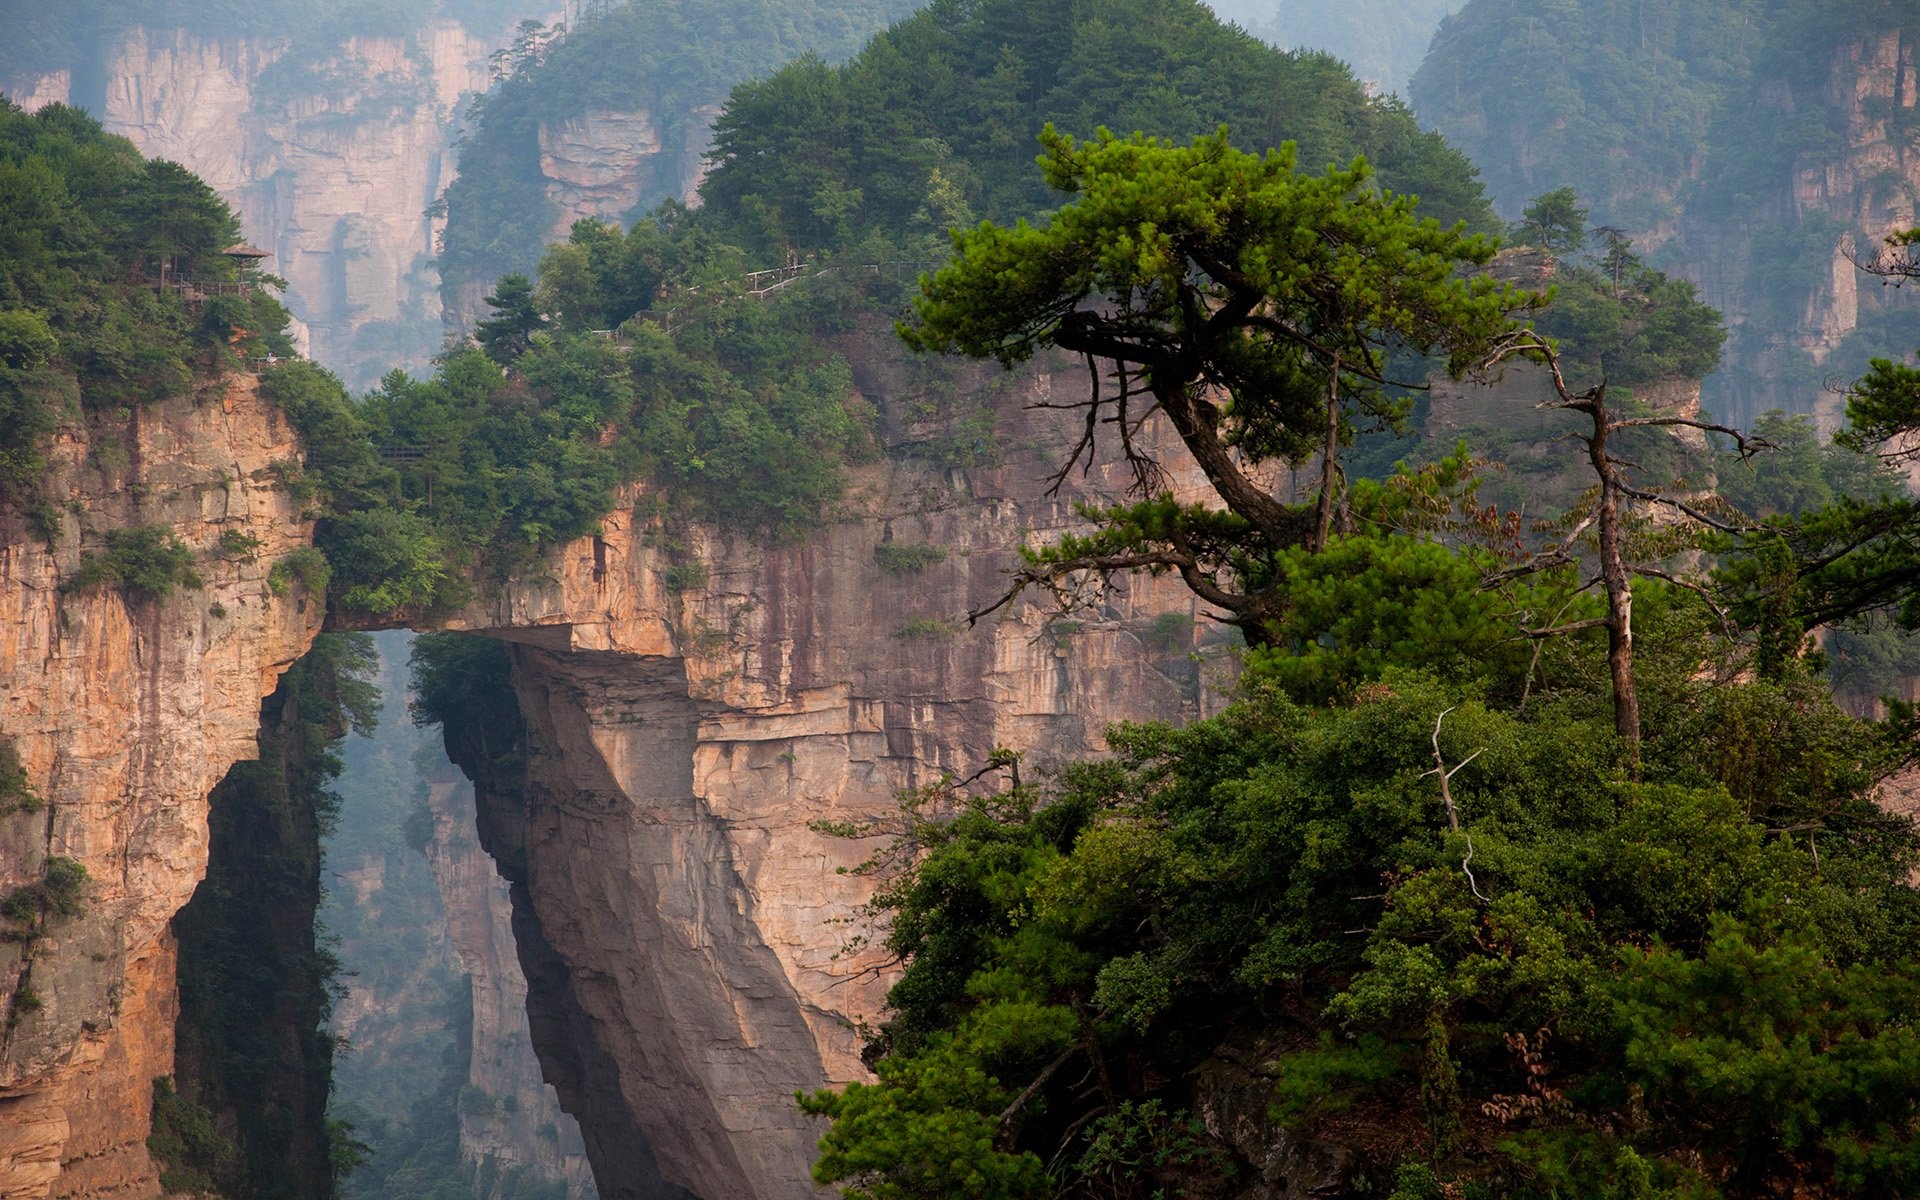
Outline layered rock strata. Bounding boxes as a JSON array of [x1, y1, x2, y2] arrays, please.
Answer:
[[537, 105, 720, 244], [0, 374, 323, 1198], [422, 348, 1226, 1200]]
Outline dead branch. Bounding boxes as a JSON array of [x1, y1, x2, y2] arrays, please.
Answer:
[[1614, 481, 1756, 533], [1624, 563, 1737, 637], [1422, 707, 1485, 833], [1612, 415, 1774, 458], [997, 1044, 1078, 1135], [1423, 707, 1492, 901], [1517, 616, 1611, 638]]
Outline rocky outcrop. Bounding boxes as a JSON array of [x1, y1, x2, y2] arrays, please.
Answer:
[[0, 328, 1222, 1200], [538, 104, 720, 242], [0, 374, 323, 1198], [4, 19, 531, 389], [415, 342, 1221, 1200], [424, 769, 599, 1198]]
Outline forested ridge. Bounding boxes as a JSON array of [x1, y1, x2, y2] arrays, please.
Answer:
[[0, 100, 293, 516], [783, 129, 1920, 1200], [272, 0, 1514, 624]]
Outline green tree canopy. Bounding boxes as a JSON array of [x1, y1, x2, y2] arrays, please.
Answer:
[[1512, 186, 1588, 257], [903, 126, 1539, 641]]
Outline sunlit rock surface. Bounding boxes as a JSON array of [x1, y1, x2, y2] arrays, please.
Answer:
[[0, 375, 323, 1198]]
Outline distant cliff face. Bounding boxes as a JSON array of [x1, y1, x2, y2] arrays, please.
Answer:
[[5, 19, 525, 390], [441, 101, 719, 338], [0, 375, 322, 1199], [1691, 27, 1920, 428], [1415, 12, 1920, 428], [423, 770, 600, 1198]]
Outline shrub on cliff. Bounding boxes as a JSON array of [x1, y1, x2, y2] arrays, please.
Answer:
[[0, 732, 38, 814], [1, 856, 89, 931], [63, 524, 203, 602]]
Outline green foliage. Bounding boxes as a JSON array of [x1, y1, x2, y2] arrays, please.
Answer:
[[171, 633, 378, 1200], [873, 541, 947, 576], [64, 524, 203, 602], [903, 126, 1533, 643], [438, 0, 922, 304], [1719, 411, 1904, 520], [409, 634, 515, 737], [662, 560, 710, 592], [1512, 187, 1589, 256], [0, 100, 293, 503], [1411, 0, 1917, 424], [1411, 0, 1769, 226], [408, 0, 1508, 617], [1519, 215, 1726, 390], [148, 1075, 241, 1197], [1247, 531, 1575, 704], [894, 616, 957, 640], [217, 529, 261, 559], [0, 732, 38, 815], [702, 0, 1497, 263], [0, 856, 88, 929], [474, 273, 541, 365], [268, 547, 333, 599], [805, 633, 1920, 1198]]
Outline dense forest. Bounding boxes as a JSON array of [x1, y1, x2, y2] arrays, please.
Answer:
[[268, 0, 1513, 624], [781, 112, 1920, 1200], [439, 0, 1494, 312]]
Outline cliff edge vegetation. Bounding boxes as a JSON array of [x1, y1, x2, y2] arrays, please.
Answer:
[[0, 99, 294, 515]]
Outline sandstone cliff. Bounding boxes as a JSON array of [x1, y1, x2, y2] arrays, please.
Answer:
[[0, 374, 323, 1198], [424, 768, 600, 1198], [4, 18, 534, 390], [1686, 27, 1920, 428], [0, 315, 1225, 1200], [411, 341, 1225, 1200]]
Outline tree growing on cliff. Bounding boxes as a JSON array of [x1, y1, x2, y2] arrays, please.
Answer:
[[902, 126, 1543, 643]]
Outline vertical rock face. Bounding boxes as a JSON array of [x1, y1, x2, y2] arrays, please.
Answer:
[[5, 20, 524, 389], [424, 770, 599, 1198], [428, 346, 1224, 1200], [0, 374, 322, 1198], [1691, 27, 1920, 426], [537, 106, 719, 243]]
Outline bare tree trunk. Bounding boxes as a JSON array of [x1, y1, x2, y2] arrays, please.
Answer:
[[1586, 386, 1641, 776], [1314, 354, 1341, 552]]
